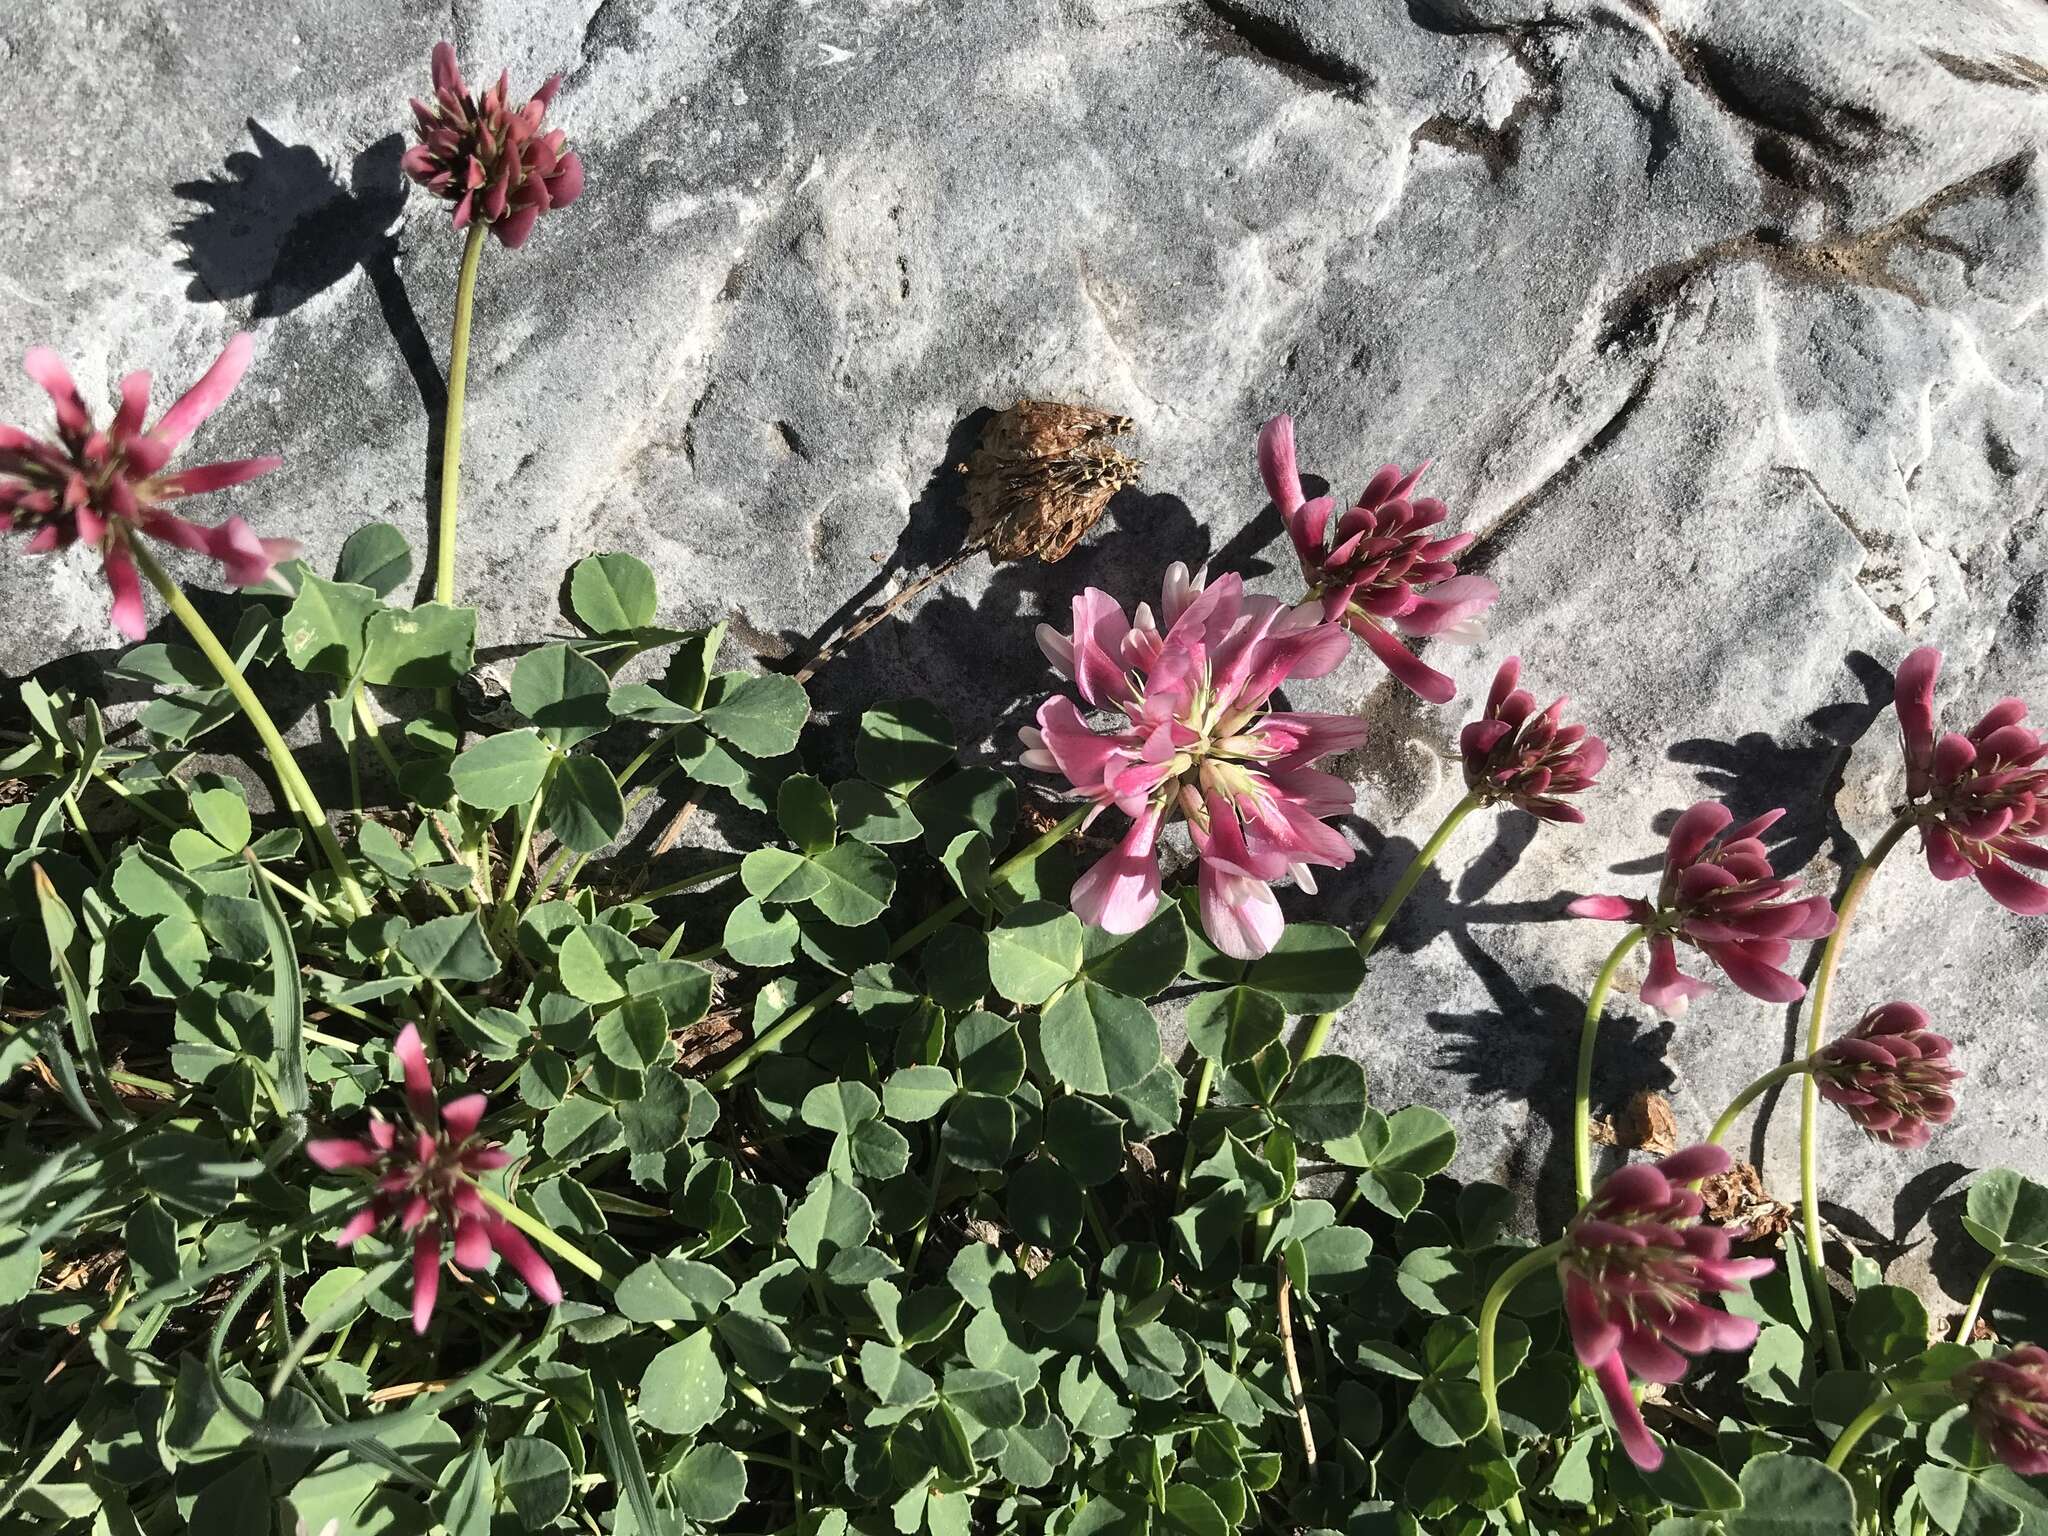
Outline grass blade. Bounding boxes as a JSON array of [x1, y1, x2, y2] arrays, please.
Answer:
[[30, 864, 123, 1127], [243, 849, 308, 1117], [593, 1367, 670, 1536]]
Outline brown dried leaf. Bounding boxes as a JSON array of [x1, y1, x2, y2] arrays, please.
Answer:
[[1587, 1115, 1619, 1147], [1622, 1091, 1680, 1155], [963, 399, 1141, 563], [675, 1010, 744, 1071]]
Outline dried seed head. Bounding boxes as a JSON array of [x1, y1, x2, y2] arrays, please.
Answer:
[[963, 400, 1141, 563]]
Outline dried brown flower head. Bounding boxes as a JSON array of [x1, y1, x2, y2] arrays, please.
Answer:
[[963, 400, 1141, 563], [1697, 1160, 1794, 1239]]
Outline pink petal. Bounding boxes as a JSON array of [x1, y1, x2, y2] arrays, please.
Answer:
[[442, 1092, 488, 1141], [306, 1137, 382, 1170], [487, 1219, 563, 1304], [1068, 588, 1138, 710], [494, 206, 541, 249], [197, 515, 298, 587], [23, 348, 90, 438], [1620, 1331, 1689, 1383], [1701, 941, 1807, 1004], [411, 1227, 441, 1334], [1393, 574, 1498, 637], [1567, 894, 1640, 922], [431, 40, 464, 95], [110, 370, 152, 441], [103, 543, 146, 641], [1564, 1273, 1621, 1368], [1352, 616, 1456, 704], [1485, 656, 1522, 717], [1978, 858, 2048, 915], [1197, 855, 1285, 961], [149, 333, 254, 451], [451, 1216, 493, 1272], [1924, 824, 1974, 881], [1640, 934, 1711, 1016], [1894, 646, 1941, 796], [335, 1206, 381, 1245], [394, 1023, 437, 1128], [1070, 804, 1165, 934], [1657, 1144, 1731, 1184], [151, 456, 281, 497], [1257, 414, 1303, 518], [1260, 710, 1370, 769], [1032, 695, 1125, 796], [1665, 802, 1734, 873], [1287, 496, 1336, 572], [547, 151, 585, 208], [1596, 1353, 1662, 1470]]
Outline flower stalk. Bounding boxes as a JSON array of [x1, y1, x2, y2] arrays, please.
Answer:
[[1797, 810, 1914, 1371], [1955, 1256, 2002, 1343], [130, 542, 371, 919], [1706, 1059, 1812, 1148], [433, 220, 488, 614], [1296, 787, 1485, 1065], [1823, 1380, 1954, 1470], [1478, 1240, 1566, 1532], [1574, 926, 1646, 1204]]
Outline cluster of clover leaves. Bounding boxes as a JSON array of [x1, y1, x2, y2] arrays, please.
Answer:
[[0, 525, 2044, 1536]]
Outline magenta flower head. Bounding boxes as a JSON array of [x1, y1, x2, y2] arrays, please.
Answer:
[[1957, 1344, 2048, 1476], [1257, 413, 1497, 705], [1568, 802, 1835, 1015], [1, 336, 292, 639], [403, 42, 585, 250], [1020, 562, 1364, 960], [1559, 1144, 1774, 1471], [307, 1024, 561, 1334], [1893, 646, 2048, 916], [1460, 657, 1608, 822], [1812, 1001, 1961, 1149]]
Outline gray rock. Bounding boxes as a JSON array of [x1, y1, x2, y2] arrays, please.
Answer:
[[4, 0, 2047, 1308]]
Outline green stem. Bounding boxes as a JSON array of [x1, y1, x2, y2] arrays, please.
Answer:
[[709, 806, 1089, 1088], [1706, 1059, 1813, 1148], [1955, 1255, 2002, 1343], [90, 767, 181, 833], [1799, 811, 1915, 1372], [1296, 788, 1487, 1065], [129, 542, 371, 919], [496, 762, 553, 913], [530, 755, 683, 910], [1824, 1379, 1955, 1470], [476, 1186, 611, 1286], [352, 689, 406, 787], [1575, 927, 1647, 1205], [432, 220, 489, 612], [634, 861, 744, 905], [1479, 1240, 1567, 1531], [61, 792, 107, 872], [1178, 1058, 1217, 1190]]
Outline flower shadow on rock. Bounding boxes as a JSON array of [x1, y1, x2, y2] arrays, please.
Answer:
[[173, 124, 448, 539], [1425, 926, 1677, 1230], [1667, 649, 1897, 885]]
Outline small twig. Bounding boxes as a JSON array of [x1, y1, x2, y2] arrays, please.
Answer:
[[367, 1377, 458, 1404], [1276, 1261, 1316, 1466], [793, 549, 977, 685], [649, 791, 702, 860]]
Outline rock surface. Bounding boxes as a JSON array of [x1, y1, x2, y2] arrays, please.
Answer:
[[5, 0, 2048, 1308]]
